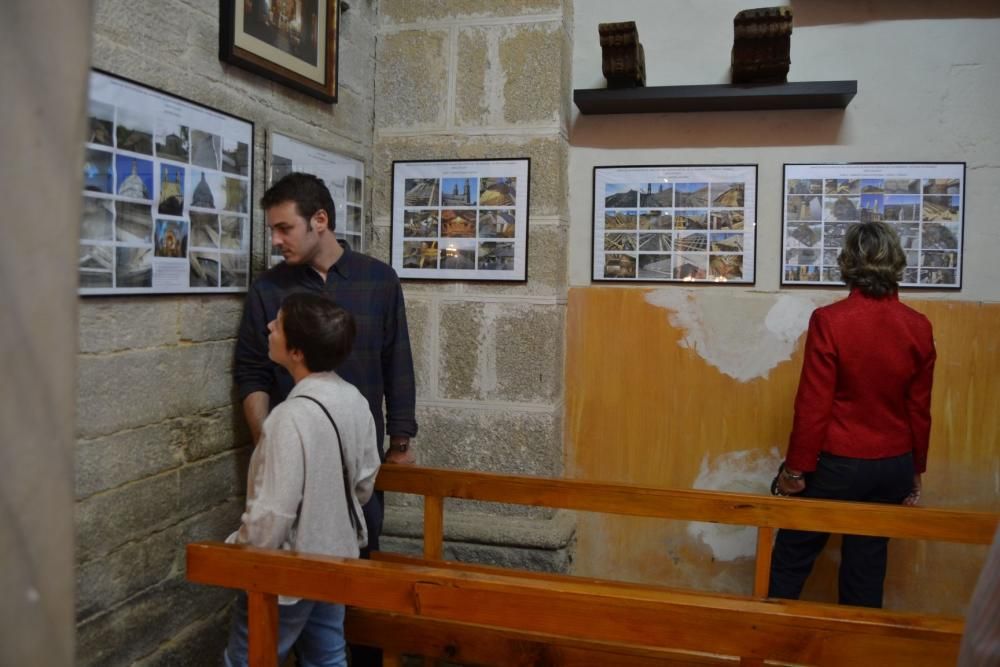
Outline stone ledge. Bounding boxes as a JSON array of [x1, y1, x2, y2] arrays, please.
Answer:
[[383, 506, 576, 550]]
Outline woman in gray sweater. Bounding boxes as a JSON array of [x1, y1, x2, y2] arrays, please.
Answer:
[[224, 293, 381, 667]]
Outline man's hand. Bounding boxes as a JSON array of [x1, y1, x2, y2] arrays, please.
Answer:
[[384, 438, 416, 465]]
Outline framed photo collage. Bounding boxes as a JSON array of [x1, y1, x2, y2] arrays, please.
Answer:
[[81, 70, 253, 295], [390, 159, 530, 281], [591, 162, 966, 289], [593, 165, 758, 283], [782, 163, 965, 288]]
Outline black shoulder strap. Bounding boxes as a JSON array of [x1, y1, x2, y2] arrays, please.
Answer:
[[294, 395, 363, 540]]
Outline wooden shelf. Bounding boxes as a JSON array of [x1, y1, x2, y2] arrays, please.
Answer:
[[574, 80, 856, 114]]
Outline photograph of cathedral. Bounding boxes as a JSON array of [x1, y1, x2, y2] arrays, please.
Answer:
[[154, 219, 188, 258], [441, 177, 477, 206], [115, 156, 153, 200]]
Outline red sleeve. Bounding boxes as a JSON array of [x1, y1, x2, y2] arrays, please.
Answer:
[[785, 310, 838, 472], [907, 330, 936, 474]]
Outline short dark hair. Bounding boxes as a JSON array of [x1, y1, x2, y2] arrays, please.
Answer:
[[837, 221, 907, 298], [279, 293, 355, 372], [261, 172, 336, 231]]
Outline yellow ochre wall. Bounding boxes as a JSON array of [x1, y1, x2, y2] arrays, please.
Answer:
[[565, 286, 999, 615]]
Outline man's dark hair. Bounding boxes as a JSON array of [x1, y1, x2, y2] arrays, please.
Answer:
[[261, 172, 336, 231], [280, 292, 355, 372], [837, 221, 907, 298]]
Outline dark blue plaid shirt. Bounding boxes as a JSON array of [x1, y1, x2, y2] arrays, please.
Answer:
[[234, 244, 417, 455]]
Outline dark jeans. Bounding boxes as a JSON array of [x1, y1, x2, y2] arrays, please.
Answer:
[[768, 452, 914, 608], [349, 491, 384, 667]]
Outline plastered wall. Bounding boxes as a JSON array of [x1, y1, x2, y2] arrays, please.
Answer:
[[564, 0, 1000, 614]]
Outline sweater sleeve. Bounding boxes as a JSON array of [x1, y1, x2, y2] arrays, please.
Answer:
[[233, 407, 304, 549], [785, 310, 838, 472], [354, 411, 380, 507], [906, 328, 936, 474]]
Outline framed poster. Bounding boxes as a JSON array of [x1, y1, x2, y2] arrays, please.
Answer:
[[781, 163, 965, 288], [220, 0, 339, 103], [81, 69, 253, 295], [592, 165, 758, 283], [390, 158, 530, 281], [266, 130, 365, 267]]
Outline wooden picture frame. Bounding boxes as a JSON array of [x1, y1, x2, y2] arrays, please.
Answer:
[[220, 0, 339, 103]]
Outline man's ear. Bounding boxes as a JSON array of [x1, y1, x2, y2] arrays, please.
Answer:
[[288, 346, 305, 365], [310, 209, 330, 233]]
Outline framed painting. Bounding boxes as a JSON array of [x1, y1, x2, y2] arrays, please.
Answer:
[[390, 158, 530, 281], [220, 0, 339, 103]]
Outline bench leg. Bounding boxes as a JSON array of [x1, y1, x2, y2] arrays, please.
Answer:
[[248, 592, 279, 667], [382, 650, 403, 667]]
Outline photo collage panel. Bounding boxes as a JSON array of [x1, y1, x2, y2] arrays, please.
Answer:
[[594, 166, 756, 283], [400, 175, 519, 273], [267, 132, 365, 267], [82, 72, 252, 294], [782, 164, 964, 288]]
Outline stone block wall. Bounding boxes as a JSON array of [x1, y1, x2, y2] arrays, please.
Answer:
[[77, 2, 378, 665], [372, 2, 574, 543]]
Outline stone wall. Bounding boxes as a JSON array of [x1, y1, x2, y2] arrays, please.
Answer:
[[76, 2, 378, 665], [372, 1, 575, 556]]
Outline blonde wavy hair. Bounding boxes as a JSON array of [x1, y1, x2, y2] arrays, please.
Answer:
[[837, 221, 906, 298]]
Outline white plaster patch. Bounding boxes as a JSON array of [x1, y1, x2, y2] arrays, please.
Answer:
[[643, 290, 823, 382], [686, 448, 784, 561]]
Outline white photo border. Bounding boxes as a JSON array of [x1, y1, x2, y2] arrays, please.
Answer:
[[591, 164, 758, 284], [265, 129, 366, 269], [390, 158, 530, 282], [780, 163, 966, 289], [81, 69, 254, 296]]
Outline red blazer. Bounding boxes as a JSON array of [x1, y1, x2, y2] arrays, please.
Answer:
[[785, 289, 936, 474]]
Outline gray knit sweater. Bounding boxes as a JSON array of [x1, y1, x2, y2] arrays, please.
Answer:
[[228, 371, 380, 602]]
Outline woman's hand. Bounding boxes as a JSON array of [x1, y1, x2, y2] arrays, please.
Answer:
[[776, 466, 806, 496], [902, 474, 922, 506]]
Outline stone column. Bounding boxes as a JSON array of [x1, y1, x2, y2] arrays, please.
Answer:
[[0, 1, 94, 665], [373, 0, 575, 566]]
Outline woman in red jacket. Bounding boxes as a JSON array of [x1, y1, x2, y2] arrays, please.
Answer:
[[769, 220, 936, 608]]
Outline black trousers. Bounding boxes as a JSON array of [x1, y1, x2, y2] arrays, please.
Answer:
[[768, 452, 914, 608]]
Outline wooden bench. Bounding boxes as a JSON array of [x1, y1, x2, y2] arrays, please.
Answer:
[[186, 466, 998, 666]]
